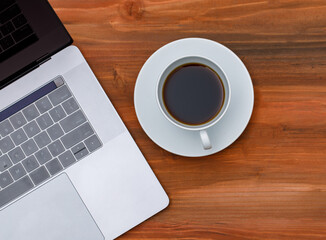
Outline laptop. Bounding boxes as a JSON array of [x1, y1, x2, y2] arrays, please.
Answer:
[[0, 0, 169, 239]]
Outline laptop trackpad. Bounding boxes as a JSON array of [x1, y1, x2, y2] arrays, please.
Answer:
[[0, 174, 104, 240]]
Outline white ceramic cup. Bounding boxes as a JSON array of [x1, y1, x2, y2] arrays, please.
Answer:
[[156, 56, 231, 150]]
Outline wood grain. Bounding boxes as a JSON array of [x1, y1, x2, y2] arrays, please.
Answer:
[[49, 0, 326, 239]]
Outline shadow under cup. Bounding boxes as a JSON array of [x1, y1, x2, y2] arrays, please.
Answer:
[[156, 56, 231, 150]]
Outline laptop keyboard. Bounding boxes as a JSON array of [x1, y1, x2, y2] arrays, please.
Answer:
[[0, 76, 102, 208], [0, 0, 38, 62]]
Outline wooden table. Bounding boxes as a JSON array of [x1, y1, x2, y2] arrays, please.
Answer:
[[50, 0, 326, 239]]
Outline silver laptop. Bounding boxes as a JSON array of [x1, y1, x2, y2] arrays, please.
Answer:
[[0, 0, 169, 239]]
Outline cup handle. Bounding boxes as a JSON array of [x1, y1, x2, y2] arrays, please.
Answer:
[[200, 130, 212, 150]]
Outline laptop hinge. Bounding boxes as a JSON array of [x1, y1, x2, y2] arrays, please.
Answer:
[[36, 54, 51, 66]]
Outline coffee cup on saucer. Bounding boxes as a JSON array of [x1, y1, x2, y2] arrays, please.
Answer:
[[134, 38, 254, 157], [156, 56, 231, 150]]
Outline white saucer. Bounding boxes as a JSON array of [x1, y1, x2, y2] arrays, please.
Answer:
[[134, 38, 254, 157]]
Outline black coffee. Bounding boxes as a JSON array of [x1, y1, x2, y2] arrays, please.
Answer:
[[162, 63, 225, 125]]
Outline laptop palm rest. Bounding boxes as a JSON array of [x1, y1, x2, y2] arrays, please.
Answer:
[[0, 173, 104, 240]]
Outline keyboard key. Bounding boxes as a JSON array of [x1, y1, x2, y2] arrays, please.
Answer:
[[60, 110, 86, 133], [35, 148, 52, 165], [61, 123, 94, 149], [9, 112, 27, 129], [21, 139, 38, 156], [36, 113, 53, 130], [62, 98, 79, 115], [53, 76, 64, 87], [0, 136, 15, 153], [35, 96, 52, 114], [71, 142, 90, 158], [48, 85, 71, 106], [46, 158, 63, 176], [22, 155, 39, 172], [58, 151, 76, 168], [11, 128, 27, 145], [12, 24, 33, 42], [0, 119, 14, 137], [71, 142, 85, 154], [85, 135, 102, 152], [0, 176, 33, 208], [12, 14, 27, 28], [9, 163, 26, 180], [0, 34, 14, 49], [0, 155, 12, 172], [23, 121, 40, 138], [22, 104, 40, 121], [30, 166, 49, 185], [8, 146, 25, 164], [0, 171, 13, 188], [34, 131, 51, 149], [0, 4, 20, 24], [49, 105, 66, 122], [0, 21, 14, 36], [47, 123, 64, 141], [73, 144, 89, 160], [48, 140, 64, 157]]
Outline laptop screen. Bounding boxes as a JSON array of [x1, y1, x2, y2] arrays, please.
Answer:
[[0, 0, 72, 89]]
